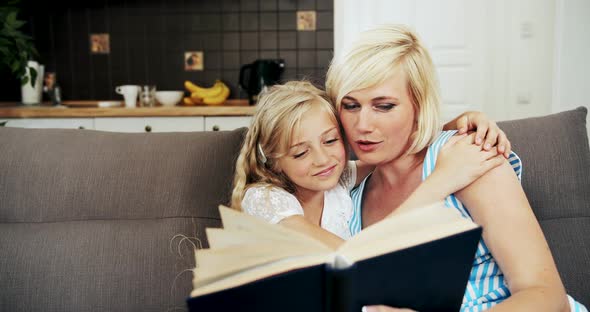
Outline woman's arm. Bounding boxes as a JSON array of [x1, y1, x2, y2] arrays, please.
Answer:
[[279, 216, 344, 249], [444, 111, 512, 158], [456, 160, 569, 311]]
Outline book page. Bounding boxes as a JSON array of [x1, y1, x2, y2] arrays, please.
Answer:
[[206, 226, 330, 250], [337, 202, 479, 262], [191, 253, 330, 297], [218, 205, 334, 252], [192, 206, 334, 290], [194, 241, 333, 287]]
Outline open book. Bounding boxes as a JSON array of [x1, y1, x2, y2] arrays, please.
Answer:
[[187, 202, 481, 312]]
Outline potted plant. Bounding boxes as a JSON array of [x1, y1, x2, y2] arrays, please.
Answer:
[[0, 0, 39, 102]]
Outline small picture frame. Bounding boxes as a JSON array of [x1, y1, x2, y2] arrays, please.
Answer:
[[185, 51, 204, 71], [90, 34, 110, 54], [297, 11, 317, 31]]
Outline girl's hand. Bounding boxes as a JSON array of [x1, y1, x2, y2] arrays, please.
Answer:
[[433, 133, 505, 194], [444, 111, 512, 158]]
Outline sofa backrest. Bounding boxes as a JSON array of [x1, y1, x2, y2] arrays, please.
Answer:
[[1, 107, 588, 311], [0, 127, 247, 312], [497, 107, 590, 304]]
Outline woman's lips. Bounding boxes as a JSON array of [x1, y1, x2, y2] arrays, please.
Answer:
[[314, 164, 337, 177], [356, 140, 381, 152]]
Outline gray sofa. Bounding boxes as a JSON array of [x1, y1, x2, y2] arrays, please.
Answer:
[[1, 107, 588, 311]]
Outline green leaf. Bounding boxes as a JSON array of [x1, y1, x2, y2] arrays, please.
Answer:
[[10, 59, 19, 72], [21, 75, 28, 86], [29, 66, 37, 88], [12, 20, 25, 29], [0, 37, 12, 46], [6, 12, 17, 25]]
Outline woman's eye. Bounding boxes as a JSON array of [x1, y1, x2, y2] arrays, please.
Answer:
[[375, 103, 395, 111], [341, 102, 359, 110]]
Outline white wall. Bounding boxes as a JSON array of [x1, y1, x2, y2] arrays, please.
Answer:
[[334, 0, 590, 141], [553, 0, 590, 140]]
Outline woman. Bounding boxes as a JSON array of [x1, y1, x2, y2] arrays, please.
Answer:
[[325, 24, 586, 311]]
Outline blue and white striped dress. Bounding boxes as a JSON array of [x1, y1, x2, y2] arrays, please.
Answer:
[[349, 130, 587, 311]]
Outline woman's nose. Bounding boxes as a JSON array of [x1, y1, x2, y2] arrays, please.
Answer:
[[356, 108, 373, 132]]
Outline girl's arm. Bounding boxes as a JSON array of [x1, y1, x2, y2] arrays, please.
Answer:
[[387, 133, 505, 217], [443, 111, 512, 158], [279, 216, 344, 250], [456, 155, 569, 311]]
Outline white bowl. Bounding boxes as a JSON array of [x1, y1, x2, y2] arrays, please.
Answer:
[[155, 91, 184, 106]]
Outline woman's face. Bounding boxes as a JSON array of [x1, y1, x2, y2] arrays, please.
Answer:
[[276, 105, 346, 195], [339, 72, 416, 166]]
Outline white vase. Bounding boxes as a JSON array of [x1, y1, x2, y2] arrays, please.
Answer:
[[20, 60, 44, 105]]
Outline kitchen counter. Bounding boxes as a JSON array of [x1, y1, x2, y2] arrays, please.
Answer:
[[0, 100, 256, 118]]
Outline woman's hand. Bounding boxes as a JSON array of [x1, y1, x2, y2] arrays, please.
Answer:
[[444, 111, 512, 158], [362, 306, 416, 312], [432, 133, 505, 194]]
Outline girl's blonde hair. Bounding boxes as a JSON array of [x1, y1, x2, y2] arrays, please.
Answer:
[[231, 81, 339, 210], [326, 24, 441, 154]]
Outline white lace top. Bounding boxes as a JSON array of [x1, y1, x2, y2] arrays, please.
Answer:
[[241, 161, 357, 240]]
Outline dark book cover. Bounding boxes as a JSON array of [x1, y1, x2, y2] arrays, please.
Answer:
[[187, 227, 481, 312], [187, 265, 326, 312]]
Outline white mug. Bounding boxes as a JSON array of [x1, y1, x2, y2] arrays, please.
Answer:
[[115, 85, 140, 108]]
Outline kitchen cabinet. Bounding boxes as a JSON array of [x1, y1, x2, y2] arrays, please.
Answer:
[[204, 116, 251, 131], [94, 117, 205, 132], [0, 103, 254, 132], [3, 118, 94, 130], [2, 116, 252, 132]]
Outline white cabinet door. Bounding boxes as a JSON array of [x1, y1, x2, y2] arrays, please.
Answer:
[[94, 117, 205, 132], [144, 117, 204, 132], [4, 118, 94, 130], [94, 118, 146, 132], [204, 116, 252, 132]]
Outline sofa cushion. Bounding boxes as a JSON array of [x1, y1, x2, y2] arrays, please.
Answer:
[[0, 127, 248, 312], [0, 127, 247, 222], [498, 107, 590, 304], [0, 218, 215, 312]]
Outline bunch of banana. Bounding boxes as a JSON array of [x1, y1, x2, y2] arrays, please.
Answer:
[[183, 80, 230, 106]]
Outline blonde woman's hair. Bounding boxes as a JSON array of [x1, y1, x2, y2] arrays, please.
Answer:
[[230, 81, 339, 210], [326, 24, 441, 154]]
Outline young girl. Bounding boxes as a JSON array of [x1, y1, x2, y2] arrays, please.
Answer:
[[231, 80, 506, 249]]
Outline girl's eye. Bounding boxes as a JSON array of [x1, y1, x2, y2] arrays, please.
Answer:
[[325, 138, 339, 145], [293, 150, 307, 159], [375, 103, 395, 111], [341, 102, 359, 110]]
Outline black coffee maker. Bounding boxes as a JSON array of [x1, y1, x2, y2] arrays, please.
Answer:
[[239, 59, 285, 104]]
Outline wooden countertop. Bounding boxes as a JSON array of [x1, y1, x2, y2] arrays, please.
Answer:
[[0, 100, 256, 118]]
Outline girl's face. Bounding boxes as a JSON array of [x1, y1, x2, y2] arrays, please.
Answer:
[[339, 72, 416, 166], [276, 105, 346, 196]]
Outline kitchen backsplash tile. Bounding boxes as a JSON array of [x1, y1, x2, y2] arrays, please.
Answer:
[[260, 31, 278, 50], [297, 0, 316, 10], [0, 0, 333, 101], [260, 0, 278, 11]]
